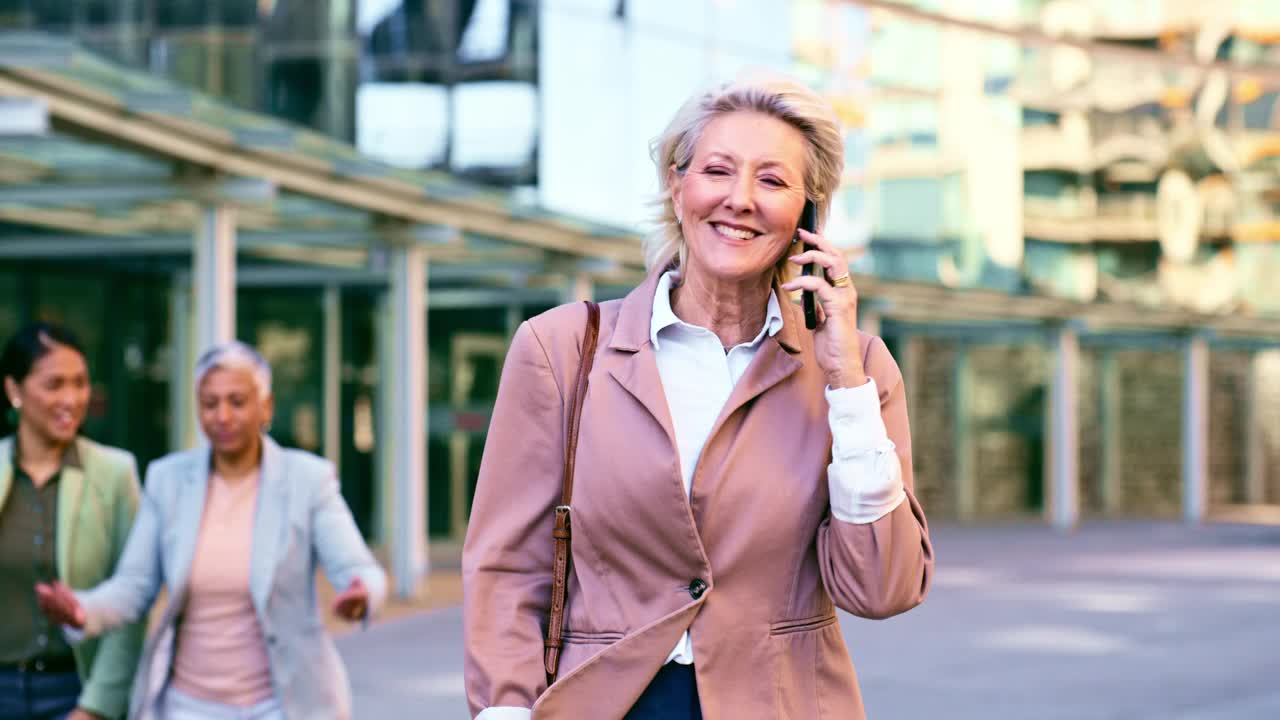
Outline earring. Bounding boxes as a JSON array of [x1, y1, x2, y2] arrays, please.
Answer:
[[8, 398, 18, 410]]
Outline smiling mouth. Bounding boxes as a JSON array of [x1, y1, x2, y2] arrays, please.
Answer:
[[711, 223, 760, 241]]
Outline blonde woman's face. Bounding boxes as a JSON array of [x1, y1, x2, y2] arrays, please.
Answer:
[[668, 111, 808, 285]]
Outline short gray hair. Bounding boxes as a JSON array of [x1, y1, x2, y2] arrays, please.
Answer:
[[194, 341, 272, 398], [646, 71, 846, 280]]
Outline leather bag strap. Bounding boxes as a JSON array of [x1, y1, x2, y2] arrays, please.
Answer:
[[544, 300, 600, 682]]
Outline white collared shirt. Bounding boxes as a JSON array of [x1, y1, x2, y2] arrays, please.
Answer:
[[474, 273, 906, 720]]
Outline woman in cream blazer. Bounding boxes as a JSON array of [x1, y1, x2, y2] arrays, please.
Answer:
[[37, 342, 385, 720]]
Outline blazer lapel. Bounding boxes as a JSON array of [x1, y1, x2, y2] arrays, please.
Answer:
[[606, 347, 678, 452], [605, 269, 679, 452], [168, 448, 212, 596], [0, 437, 12, 514], [56, 454, 86, 583], [707, 338, 803, 440], [249, 436, 289, 616]]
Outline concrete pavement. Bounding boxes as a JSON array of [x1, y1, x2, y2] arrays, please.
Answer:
[[338, 522, 1280, 718]]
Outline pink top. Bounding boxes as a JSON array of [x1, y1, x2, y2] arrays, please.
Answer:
[[170, 470, 275, 706]]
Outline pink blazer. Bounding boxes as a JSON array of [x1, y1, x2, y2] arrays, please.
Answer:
[[463, 269, 934, 719]]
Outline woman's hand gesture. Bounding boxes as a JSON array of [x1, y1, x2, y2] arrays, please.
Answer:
[[34, 580, 86, 629], [332, 577, 370, 623]]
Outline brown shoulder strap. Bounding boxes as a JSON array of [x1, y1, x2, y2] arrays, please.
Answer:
[[561, 301, 600, 508], [544, 300, 600, 683]]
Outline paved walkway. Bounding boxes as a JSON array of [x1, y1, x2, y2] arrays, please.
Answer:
[[338, 522, 1280, 719]]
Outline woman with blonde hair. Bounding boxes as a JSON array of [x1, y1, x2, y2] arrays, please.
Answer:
[[463, 73, 934, 719], [37, 341, 385, 720]]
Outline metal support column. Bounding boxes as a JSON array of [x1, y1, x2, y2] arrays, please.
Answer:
[[1047, 323, 1080, 531], [1099, 350, 1123, 515], [193, 204, 237, 354], [1182, 332, 1210, 524], [564, 272, 594, 304], [323, 285, 342, 469], [857, 304, 882, 340], [505, 304, 523, 342], [954, 345, 976, 521], [1244, 352, 1266, 504], [168, 276, 194, 451], [326, 0, 353, 139], [900, 334, 922, 440], [387, 244, 428, 598], [374, 294, 393, 548]]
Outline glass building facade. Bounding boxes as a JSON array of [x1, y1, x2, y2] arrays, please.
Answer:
[[0, 0, 540, 184]]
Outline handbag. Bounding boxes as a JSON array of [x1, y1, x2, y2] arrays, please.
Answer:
[[543, 300, 601, 683]]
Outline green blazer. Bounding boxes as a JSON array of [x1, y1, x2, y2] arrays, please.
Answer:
[[0, 435, 145, 719]]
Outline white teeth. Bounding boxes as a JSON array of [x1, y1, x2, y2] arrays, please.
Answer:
[[713, 223, 757, 240]]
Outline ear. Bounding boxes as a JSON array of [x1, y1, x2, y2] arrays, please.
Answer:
[[262, 394, 275, 429], [666, 164, 684, 217], [3, 376, 19, 406]]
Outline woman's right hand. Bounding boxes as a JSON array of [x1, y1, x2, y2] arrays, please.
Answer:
[[34, 581, 86, 629]]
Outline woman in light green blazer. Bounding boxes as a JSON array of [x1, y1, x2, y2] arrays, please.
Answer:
[[0, 322, 144, 720]]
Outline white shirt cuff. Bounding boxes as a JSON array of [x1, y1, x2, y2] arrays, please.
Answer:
[[827, 380, 890, 454], [476, 708, 533, 720], [826, 380, 906, 524]]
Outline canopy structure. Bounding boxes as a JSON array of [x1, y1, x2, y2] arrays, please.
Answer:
[[0, 31, 644, 597]]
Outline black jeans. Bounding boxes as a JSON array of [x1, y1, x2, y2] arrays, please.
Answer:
[[0, 668, 81, 720], [624, 663, 702, 720]]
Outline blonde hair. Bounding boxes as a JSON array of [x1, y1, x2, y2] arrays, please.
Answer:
[[645, 72, 845, 282]]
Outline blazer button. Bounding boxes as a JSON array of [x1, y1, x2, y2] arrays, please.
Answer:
[[688, 578, 708, 600]]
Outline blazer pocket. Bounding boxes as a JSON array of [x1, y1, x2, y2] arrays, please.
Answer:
[[555, 629, 623, 684], [561, 629, 625, 644], [769, 615, 839, 719], [769, 613, 837, 637]]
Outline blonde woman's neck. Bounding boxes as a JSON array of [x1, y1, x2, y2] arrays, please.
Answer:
[[670, 266, 773, 349]]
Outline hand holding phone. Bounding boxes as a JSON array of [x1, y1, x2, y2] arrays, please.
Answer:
[[797, 200, 818, 330]]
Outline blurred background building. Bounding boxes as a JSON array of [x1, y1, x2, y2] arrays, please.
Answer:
[[0, 0, 1278, 596]]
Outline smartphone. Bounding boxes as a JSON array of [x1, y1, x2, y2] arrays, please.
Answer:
[[798, 200, 818, 330]]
